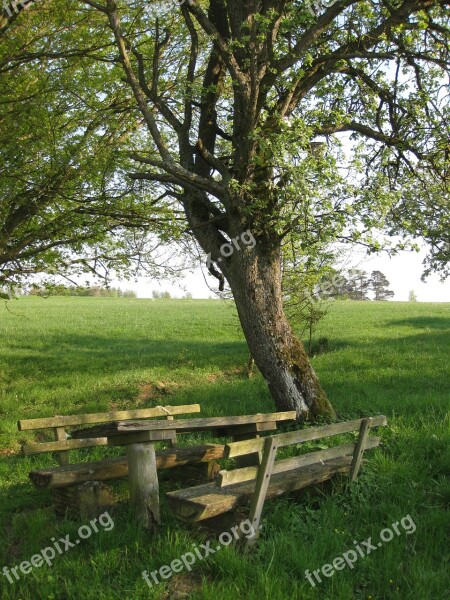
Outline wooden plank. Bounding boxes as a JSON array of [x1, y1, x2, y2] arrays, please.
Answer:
[[349, 418, 371, 482], [71, 412, 296, 439], [232, 430, 263, 468], [54, 427, 69, 466], [23, 429, 176, 455], [166, 456, 353, 523], [22, 437, 109, 455], [127, 442, 160, 529], [17, 404, 201, 431], [214, 421, 276, 438], [107, 429, 176, 446], [247, 437, 279, 545], [225, 416, 387, 457], [29, 444, 227, 489], [217, 437, 381, 487], [166, 415, 177, 447]]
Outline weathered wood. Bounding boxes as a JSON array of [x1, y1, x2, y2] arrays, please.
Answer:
[[247, 436, 279, 545], [165, 415, 177, 447], [232, 431, 262, 468], [31, 457, 128, 488], [217, 437, 381, 487], [206, 460, 221, 481], [107, 429, 177, 446], [349, 418, 371, 482], [71, 412, 297, 439], [127, 442, 160, 529], [22, 437, 109, 456], [225, 416, 387, 457], [54, 427, 69, 466], [166, 456, 353, 523], [18, 404, 201, 431], [22, 429, 177, 455], [29, 444, 227, 489], [52, 481, 114, 518], [214, 421, 276, 438]]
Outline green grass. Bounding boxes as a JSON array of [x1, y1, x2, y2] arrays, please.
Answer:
[[0, 297, 449, 600]]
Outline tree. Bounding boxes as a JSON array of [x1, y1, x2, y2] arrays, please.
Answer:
[[283, 245, 342, 354], [369, 271, 395, 301], [408, 290, 418, 302], [345, 270, 371, 301], [283, 263, 330, 356], [0, 5, 186, 289], [1, 0, 449, 418]]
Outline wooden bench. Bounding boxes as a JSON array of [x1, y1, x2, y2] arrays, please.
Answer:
[[167, 416, 387, 543], [69, 411, 296, 528], [18, 404, 225, 515], [18, 407, 296, 522], [18, 404, 202, 463]]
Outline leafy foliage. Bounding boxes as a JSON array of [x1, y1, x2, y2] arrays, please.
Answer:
[[0, 0, 187, 288], [369, 270, 395, 301], [1, 0, 449, 288]]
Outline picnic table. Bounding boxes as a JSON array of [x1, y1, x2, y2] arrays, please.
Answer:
[[71, 412, 296, 528]]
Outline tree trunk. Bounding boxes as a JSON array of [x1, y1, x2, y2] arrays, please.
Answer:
[[227, 243, 335, 421]]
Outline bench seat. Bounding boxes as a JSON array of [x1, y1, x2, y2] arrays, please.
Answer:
[[29, 444, 227, 488], [167, 455, 352, 523]]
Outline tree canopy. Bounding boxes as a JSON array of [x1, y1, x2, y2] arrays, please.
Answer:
[[1, 0, 449, 417], [1, 0, 449, 287]]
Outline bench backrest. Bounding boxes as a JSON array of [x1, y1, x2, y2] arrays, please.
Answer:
[[18, 404, 201, 462], [218, 416, 386, 487], [218, 415, 387, 545], [219, 415, 386, 487], [224, 415, 387, 460]]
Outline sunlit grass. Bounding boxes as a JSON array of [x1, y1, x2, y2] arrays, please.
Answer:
[[0, 297, 449, 599]]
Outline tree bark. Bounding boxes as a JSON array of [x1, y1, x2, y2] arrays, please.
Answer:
[[226, 241, 335, 420]]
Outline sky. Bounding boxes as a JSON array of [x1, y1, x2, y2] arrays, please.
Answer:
[[122, 245, 450, 302]]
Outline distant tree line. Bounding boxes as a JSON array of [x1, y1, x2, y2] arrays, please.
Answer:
[[28, 285, 137, 298], [320, 269, 394, 301], [151, 290, 172, 299], [151, 290, 195, 299], [10, 286, 194, 299]]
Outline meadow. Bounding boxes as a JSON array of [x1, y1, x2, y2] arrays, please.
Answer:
[[0, 297, 449, 600]]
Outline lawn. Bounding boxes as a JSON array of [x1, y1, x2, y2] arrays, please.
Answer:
[[0, 297, 449, 600]]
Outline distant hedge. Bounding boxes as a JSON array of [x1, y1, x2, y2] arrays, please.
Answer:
[[28, 285, 137, 298]]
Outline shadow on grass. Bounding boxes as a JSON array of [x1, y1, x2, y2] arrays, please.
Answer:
[[1, 317, 449, 434], [4, 322, 449, 401], [386, 315, 450, 330], [304, 336, 354, 357], [0, 480, 51, 521], [1, 334, 249, 390]]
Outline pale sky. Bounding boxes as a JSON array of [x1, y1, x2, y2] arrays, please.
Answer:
[[124, 245, 450, 302]]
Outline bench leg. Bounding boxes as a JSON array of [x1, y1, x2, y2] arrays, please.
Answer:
[[247, 436, 279, 547], [126, 442, 160, 530], [54, 427, 69, 466], [349, 418, 371, 482], [165, 415, 177, 447]]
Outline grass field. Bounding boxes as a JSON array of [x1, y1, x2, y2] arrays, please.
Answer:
[[0, 297, 449, 600]]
